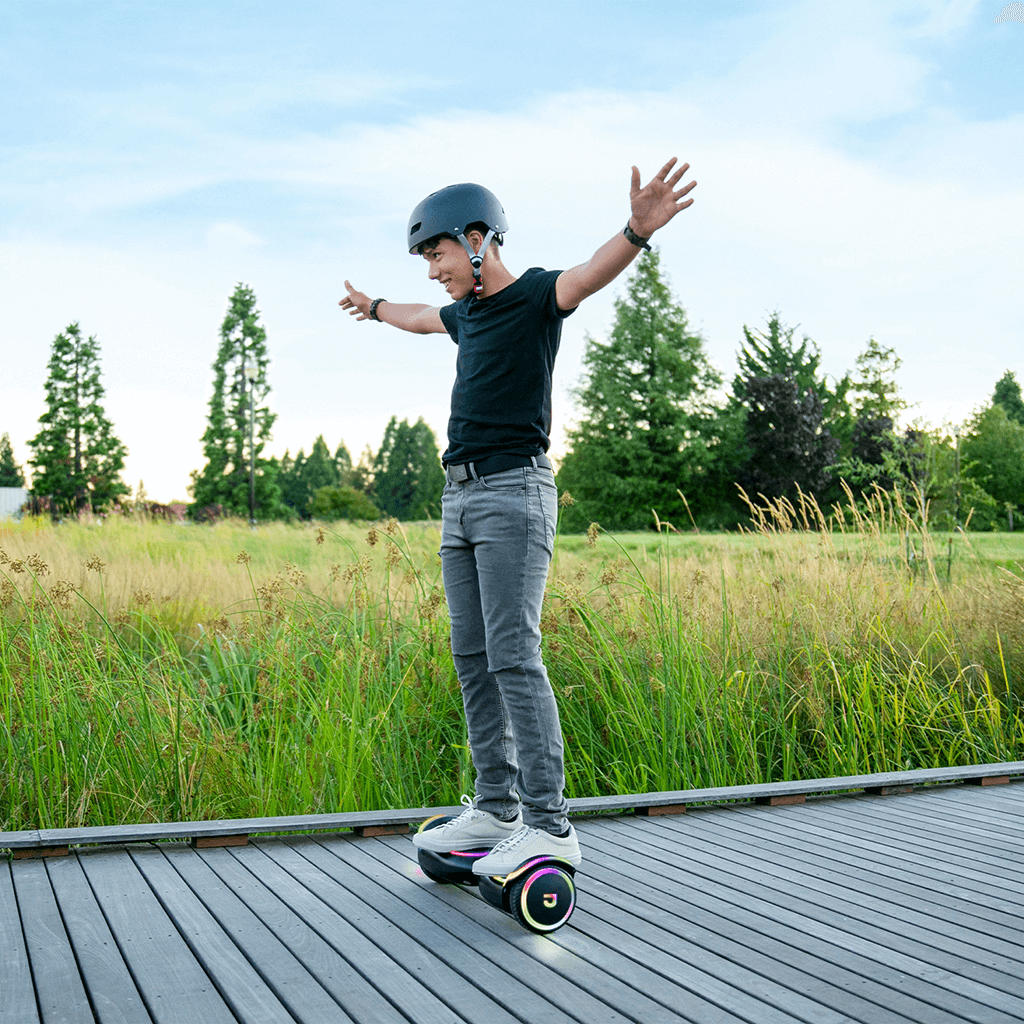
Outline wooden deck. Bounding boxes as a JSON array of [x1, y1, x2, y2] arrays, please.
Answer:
[[3, 766, 1024, 1023]]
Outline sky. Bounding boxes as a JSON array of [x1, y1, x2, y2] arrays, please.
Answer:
[[2, 0, 1022, 503]]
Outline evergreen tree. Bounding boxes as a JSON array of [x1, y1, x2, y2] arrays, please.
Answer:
[[189, 284, 286, 519], [992, 370, 1024, 426], [0, 433, 25, 487], [733, 313, 822, 398], [733, 312, 853, 439], [27, 323, 128, 513], [349, 444, 376, 496], [834, 339, 907, 494], [556, 249, 723, 531], [278, 437, 355, 517], [333, 441, 353, 487], [277, 449, 306, 511], [302, 435, 340, 496], [852, 338, 905, 422], [372, 417, 444, 520]]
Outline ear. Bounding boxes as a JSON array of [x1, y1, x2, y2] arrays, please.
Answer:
[[464, 228, 486, 252]]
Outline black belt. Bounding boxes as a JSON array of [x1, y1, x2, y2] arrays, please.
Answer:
[[446, 453, 552, 483]]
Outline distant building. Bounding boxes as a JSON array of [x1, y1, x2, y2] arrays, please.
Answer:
[[0, 488, 28, 521]]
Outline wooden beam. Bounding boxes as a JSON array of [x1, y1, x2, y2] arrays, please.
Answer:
[[756, 794, 806, 807], [968, 775, 1010, 786], [190, 834, 248, 849], [12, 846, 69, 860], [635, 803, 687, 817], [352, 824, 410, 837]]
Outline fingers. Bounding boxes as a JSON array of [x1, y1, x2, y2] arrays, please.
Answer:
[[666, 162, 690, 188], [673, 177, 697, 200], [630, 165, 641, 195], [653, 157, 678, 183]]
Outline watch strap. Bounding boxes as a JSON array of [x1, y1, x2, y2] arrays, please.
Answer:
[[623, 223, 652, 251]]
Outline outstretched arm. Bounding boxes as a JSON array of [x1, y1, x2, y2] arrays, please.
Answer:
[[339, 280, 446, 334], [555, 158, 696, 311]]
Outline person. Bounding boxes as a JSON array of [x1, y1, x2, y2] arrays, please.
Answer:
[[339, 158, 696, 876]]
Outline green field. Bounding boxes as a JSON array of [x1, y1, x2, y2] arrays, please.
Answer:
[[2, 495, 1023, 832]]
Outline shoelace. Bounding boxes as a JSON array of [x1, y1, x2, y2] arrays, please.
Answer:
[[440, 794, 480, 830], [489, 825, 537, 854]]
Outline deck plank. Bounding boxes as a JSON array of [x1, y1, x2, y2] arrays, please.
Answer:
[[705, 799, 1024, 940], [642, 807, 1024, 975], [580, 825, 1005, 1024], [128, 845, 307, 1024], [346, 834, 645, 1024], [11, 859, 93, 1024], [198, 844, 407, 1023], [296, 834, 593, 1024], [259, 836, 522, 1024], [719, 797, 1024, 927], [44, 855, 151, 1024], [0, 861, 41, 1024], [75, 847, 237, 1024], [224, 841, 464, 1024], [597, 813, 1024, 1016], [360, 835, 718, 1024], [382, 836, 752, 1024], [721, 799, 1024, 952]]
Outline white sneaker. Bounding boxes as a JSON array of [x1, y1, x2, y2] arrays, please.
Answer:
[[472, 824, 582, 876], [412, 795, 523, 853]]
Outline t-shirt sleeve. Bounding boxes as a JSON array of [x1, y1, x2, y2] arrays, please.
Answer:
[[528, 268, 577, 320], [438, 302, 460, 343]]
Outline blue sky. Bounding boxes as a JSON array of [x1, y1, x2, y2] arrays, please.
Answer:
[[2, 0, 1022, 502]]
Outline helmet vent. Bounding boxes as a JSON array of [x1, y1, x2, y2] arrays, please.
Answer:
[[410, 221, 422, 235]]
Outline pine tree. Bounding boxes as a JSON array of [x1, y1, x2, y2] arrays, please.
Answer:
[[333, 441, 353, 487], [852, 338, 905, 422], [27, 323, 128, 513], [556, 249, 723, 530], [732, 312, 852, 429], [189, 284, 286, 520], [372, 417, 444, 520], [992, 370, 1024, 426], [0, 433, 25, 487], [833, 338, 907, 494]]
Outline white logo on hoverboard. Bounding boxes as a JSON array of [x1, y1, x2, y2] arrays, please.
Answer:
[[543, 893, 558, 908]]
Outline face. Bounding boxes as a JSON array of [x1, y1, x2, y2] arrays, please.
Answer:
[[420, 236, 478, 300]]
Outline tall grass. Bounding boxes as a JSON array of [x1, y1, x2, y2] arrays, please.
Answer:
[[1, 494, 1022, 832]]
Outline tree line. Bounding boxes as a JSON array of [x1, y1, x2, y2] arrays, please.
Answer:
[[558, 250, 1024, 532], [7, 270, 1023, 531]]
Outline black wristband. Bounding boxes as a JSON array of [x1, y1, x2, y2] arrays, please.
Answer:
[[369, 298, 387, 321], [623, 223, 652, 251]]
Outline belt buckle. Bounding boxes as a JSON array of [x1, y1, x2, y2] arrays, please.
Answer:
[[449, 463, 471, 484]]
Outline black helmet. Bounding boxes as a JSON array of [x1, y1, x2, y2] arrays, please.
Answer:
[[407, 183, 507, 254]]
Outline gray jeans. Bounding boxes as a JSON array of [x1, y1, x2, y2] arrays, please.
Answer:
[[440, 465, 569, 834]]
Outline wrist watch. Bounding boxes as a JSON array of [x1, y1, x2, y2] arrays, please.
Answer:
[[369, 298, 387, 321], [623, 222, 652, 251]]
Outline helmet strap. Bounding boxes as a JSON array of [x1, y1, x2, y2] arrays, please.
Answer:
[[456, 229, 496, 295]]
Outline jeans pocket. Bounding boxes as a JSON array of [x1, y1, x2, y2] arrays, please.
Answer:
[[478, 468, 527, 491]]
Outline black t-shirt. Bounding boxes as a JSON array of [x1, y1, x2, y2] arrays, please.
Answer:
[[438, 268, 576, 465]]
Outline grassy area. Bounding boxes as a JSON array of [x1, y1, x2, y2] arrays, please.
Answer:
[[1, 493, 1022, 832]]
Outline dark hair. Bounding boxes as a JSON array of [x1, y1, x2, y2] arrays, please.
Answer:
[[415, 222, 503, 256]]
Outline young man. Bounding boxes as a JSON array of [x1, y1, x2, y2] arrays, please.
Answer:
[[339, 158, 696, 875]]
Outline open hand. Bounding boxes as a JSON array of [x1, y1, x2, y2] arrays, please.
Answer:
[[339, 280, 372, 319], [628, 158, 696, 238]]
